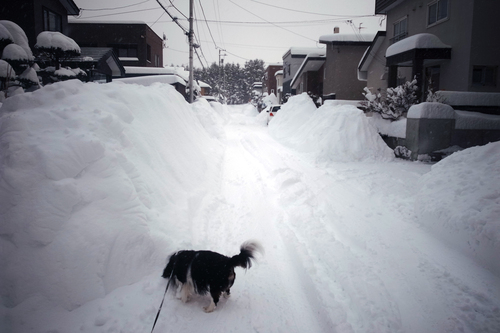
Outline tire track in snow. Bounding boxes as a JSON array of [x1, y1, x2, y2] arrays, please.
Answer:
[[186, 124, 335, 332]]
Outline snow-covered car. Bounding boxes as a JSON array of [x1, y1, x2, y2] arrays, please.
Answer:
[[265, 105, 281, 124]]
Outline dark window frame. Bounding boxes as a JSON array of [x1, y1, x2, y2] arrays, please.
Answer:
[[427, 0, 449, 27], [392, 16, 408, 43], [472, 66, 497, 86], [43, 7, 62, 32]]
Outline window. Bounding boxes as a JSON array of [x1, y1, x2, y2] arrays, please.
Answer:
[[428, 0, 449, 26], [472, 66, 497, 86], [109, 44, 138, 59], [43, 8, 62, 32], [392, 16, 408, 43], [147, 44, 151, 62]]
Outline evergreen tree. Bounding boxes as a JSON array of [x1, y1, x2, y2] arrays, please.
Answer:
[[193, 58, 265, 104]]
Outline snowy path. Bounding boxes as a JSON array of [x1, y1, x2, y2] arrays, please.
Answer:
[[155, 117, 500, 332]]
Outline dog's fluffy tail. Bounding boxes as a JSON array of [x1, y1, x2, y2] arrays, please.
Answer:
[[229, 240, 264, 269]]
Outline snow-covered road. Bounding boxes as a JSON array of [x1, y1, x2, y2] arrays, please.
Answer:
[[159, 115, 499, 332]]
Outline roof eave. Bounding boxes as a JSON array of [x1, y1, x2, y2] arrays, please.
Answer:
[[60, 0, 80, 15]]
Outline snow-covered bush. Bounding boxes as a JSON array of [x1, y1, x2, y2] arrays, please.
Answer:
[[386, 78, 418, 119], [362, 78, 419, 120], [0, 21, 39, 94]]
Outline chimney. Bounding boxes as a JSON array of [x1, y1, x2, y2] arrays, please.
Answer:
[[334, 26, 340, 34]]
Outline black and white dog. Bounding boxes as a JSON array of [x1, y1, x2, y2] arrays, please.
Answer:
[[162, 241, 263, 312]]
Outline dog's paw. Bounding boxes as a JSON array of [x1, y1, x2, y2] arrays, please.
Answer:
[[203, 301, 216, 313], [223, 292, 231, 299]]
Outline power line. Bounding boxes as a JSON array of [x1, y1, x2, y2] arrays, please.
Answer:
[[249, 0, 379, 18], [79, 0, 152, 11], [76, 7, 159, 19], [197, 0, 219, 49], [228, 0, 317, 43], [167, 0, 188, 19]]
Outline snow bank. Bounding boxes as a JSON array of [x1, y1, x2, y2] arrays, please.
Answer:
[[369, 113, 407, 138], [269, 94, 394, 163], [0, 80, 223, 311], [415, 142, 500, 275]]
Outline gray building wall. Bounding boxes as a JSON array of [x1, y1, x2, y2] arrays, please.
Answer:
[[373, 0, 500, 93], [323, 44, 369, 100]]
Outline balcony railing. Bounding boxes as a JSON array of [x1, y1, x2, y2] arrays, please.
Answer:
[[390, 32, 408, 44]]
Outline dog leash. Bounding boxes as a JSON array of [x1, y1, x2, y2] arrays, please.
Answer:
[[151, 266, 175, 333], [150, 281, 170, 333]]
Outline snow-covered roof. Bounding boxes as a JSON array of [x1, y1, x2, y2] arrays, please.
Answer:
[[35, 31, 80, 53], [275, 70, 283, 76], [283, 47, 324, 59], [125, 66, 177, 75], [198, 80, 211, 88], [265, 63, 282, 69], [319, 33, 376, 44], [116, 75, 186, 86], [386, 33, 451, 57]]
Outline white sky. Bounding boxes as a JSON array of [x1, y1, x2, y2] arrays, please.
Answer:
[[72, 0, 386, 67]]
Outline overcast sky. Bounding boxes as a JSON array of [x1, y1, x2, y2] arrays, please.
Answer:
[[72, 0, 386, 68]]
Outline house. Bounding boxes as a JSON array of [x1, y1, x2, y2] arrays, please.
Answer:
[[67, 21, 163, 69], [198, 80, 211, 96], [65, 47, 125, 82], [263, 63, 282, 96], [0, 0, 79, 50], [364, 0, 500, 102], [275, 70, 283, 102], [289, 52, 325, 100], [0, 0, 125, 82], [319, 32, 374, 101], [282, 47, 322, 97]]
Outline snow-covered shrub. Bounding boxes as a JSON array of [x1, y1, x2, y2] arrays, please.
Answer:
[[385, 78, 418, 120], [361, 87, 387, 115], [362, 78, 419, 120], [0, 21, 39, 94]]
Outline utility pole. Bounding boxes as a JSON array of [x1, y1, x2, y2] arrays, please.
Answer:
[[188, 0, 194, 103], [218, 48, 226, 101]]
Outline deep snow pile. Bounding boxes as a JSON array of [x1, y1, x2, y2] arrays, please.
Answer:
[[415, 142, 500, 275], [0, 80, 223, 312], [268, 93, 394, 163]]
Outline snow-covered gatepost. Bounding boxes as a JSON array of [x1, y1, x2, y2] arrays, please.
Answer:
[[405, 102, 456, 160]]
